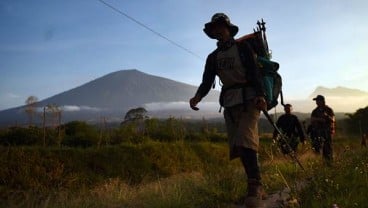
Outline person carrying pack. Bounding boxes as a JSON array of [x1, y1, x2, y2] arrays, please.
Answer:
[[236, 19, 305, 170], [272, 104, 306, 154], [189, 13, 267, 207], [310, 95, 335, 166], [236, 19, 282, 111]]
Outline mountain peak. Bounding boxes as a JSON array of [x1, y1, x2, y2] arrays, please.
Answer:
[[102, 69, 144, 78], [310, 86, 368, 98], [0, 69, 221, 125], [115, 69, 141, 74], [34, 69, 218, 110]]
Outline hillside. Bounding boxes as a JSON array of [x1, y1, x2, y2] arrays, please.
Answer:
[[0, 70, 367, 126], [39, 69, 214, 108], [0, 70, 219, 126], [309, 86, 368, 98], [287, 86, 368, 113]]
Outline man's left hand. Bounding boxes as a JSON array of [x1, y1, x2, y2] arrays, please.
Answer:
[[254, 96, 267, 111]]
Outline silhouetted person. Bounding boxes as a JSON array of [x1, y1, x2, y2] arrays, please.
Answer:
[[273, 104, 305, 154], [310, 95, 335, 166], [189, 13, 267, 207]]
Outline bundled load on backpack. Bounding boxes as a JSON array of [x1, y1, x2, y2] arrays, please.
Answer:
[[236, 19, 283, 111], [237, 20, 305, 170]]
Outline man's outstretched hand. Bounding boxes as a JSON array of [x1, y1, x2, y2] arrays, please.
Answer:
[[254, 96, 267, 111], [189, 96, 201, 111]]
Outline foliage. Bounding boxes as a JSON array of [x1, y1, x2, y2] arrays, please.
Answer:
[[110, 117, 227, 144], [147, 117, 186, 142], [24, 95, 38, 126], [344, 106, 368, 135], [0, 134, 367, 207], [0, 126, 43, 145], [123, 107, 148, 121], [62, 121, 99, 147], [299, 148, 368, 207], [43, 103, 62, 128], [0, 117, 227, 147], [0, 141, 234, 207], [1, 116, 367, 207]]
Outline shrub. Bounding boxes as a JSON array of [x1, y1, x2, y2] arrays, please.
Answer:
[[0, 126, 43, 145], [111, 121, 149, 144], [62, 121, 99, 147], [146, 117, 187, 142]]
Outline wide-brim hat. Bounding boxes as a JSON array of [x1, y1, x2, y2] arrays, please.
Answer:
[[313, 95, 325, 101], [203, 13, 239, 39]]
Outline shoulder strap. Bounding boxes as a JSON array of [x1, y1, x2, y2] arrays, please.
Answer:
[[236, 41, 266, 98]]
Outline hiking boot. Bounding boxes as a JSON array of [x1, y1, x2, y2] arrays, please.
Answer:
[[244, 179, 267, 208]]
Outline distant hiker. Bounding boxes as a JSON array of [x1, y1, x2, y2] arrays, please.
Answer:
[[272, 104, 306, 154], [189, 13, 267, 207], [310, 95, 335, 165], [362, 132, 367, 148]]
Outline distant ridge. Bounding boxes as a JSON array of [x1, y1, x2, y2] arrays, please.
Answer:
[[289, 86, 368, 113], [0, 69, 219, 125], [39, 69, 214, 109], [309, 86, 368, 98], [0, 70, 367, 126]]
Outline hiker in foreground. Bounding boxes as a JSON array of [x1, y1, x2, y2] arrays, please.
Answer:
[[273, 104, 306, 154], [189, 13, 267, 207], [310, 95, 335, 166]]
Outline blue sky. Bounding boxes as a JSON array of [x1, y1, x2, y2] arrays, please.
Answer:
[[1, 0, 368, 111]]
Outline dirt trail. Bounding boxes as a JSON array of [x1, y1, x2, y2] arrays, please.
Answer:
[[234, 180, 307, 208]]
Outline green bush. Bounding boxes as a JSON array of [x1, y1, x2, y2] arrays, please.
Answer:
[[111, 122, 149, 144], [146, 118, 187, 142], [0, 118, 227, 147], [0, 126, 43, 145], [62, 121, 99, 147]]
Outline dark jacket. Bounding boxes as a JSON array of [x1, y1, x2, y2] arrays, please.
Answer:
[[195, 40, 265, 100], [273, 114, 306, 142], [311, 105, 335, 135]]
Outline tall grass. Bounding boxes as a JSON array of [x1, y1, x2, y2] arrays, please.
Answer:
[[1, 134, 367, 207], [299, 146, 368, 207], [0, 141, 245, 207]]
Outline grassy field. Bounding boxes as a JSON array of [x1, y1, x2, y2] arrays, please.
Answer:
[[0, 135, 367, 208]]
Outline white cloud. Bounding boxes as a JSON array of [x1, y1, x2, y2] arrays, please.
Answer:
[[144, 101, 218, 111], [144, 102, 186, 111], [62, 105, 102, 112], [33, 105, 103, 112], [61, 105, 81, 112]]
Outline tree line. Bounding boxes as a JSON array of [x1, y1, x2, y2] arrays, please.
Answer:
[[2, 96, 365, 147]]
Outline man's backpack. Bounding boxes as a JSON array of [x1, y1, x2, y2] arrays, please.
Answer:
[[236, 19, 283, 111]]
